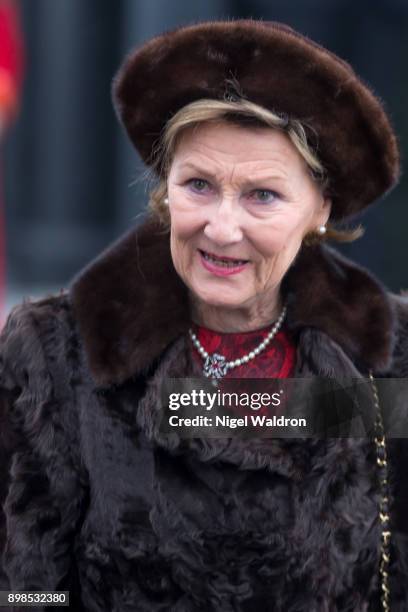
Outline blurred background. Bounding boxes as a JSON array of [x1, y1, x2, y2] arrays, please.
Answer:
[[1, 0, 407, 322]]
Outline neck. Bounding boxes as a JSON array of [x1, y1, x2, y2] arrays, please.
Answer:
[[190, 289, 283, 333]]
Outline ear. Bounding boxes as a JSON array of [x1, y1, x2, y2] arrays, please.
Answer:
[[318, 196, 332, 226]]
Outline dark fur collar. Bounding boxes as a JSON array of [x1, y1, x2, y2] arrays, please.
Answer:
[[69, 216, 396, 388]]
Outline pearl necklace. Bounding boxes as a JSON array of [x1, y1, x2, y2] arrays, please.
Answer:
[[189, 304, 287, 379]]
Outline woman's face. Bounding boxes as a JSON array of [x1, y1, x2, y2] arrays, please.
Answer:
[[167, 121, 331, 317]]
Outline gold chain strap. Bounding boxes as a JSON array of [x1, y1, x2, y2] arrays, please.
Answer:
[[368, 370, 391, 612]]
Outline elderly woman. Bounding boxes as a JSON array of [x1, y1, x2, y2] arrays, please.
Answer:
[[0, 19, 407, 612]]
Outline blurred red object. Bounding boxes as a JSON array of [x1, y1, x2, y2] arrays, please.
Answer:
[[0, 0, 24, 328]]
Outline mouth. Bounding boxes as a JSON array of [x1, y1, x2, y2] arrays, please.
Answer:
[[198, 249, 249, 276], [198, 249, 249, 267]]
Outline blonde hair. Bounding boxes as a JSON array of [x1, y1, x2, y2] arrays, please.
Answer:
[[145, 97, 363, 244]]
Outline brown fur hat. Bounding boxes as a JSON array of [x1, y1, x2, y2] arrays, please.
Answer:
[[112, 19, 400, 222]]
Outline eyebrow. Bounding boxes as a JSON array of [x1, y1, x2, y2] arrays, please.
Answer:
[[177, 161, 289, 187]]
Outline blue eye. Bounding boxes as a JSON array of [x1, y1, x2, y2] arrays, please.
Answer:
[[187, 178, 210, 193], [250, 189, 279, 204], [254, 189, 279, 204]]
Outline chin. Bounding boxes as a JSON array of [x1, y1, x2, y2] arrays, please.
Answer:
[[192, 286, 247, 310]]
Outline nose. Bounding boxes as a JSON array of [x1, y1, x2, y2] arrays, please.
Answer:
[[203, 197, 243, 246]]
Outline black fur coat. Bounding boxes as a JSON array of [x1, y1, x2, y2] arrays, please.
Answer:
[[0, 218, 408, 612]]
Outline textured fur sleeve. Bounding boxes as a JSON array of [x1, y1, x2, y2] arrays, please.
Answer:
[[0, 299, 87, 604], [390, 291, 408, 377]]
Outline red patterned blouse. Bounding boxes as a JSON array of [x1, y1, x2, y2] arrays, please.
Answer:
[[190, 322, 297, 379]]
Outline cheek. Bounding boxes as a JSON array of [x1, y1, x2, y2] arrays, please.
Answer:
[[254, 211, 310, 256], [250, 226, 288, 259], [169, 216, 201, 278], [170, 228, 190, 273], [168, 193, 205, 238], [251, 227, 303, 283]]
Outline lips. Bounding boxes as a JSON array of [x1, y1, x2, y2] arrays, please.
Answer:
[[198, 249, 249, 277], [198, 249, 249, 267]]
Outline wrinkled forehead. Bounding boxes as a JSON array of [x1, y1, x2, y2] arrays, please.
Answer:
[[170, 121, 307, 178]]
